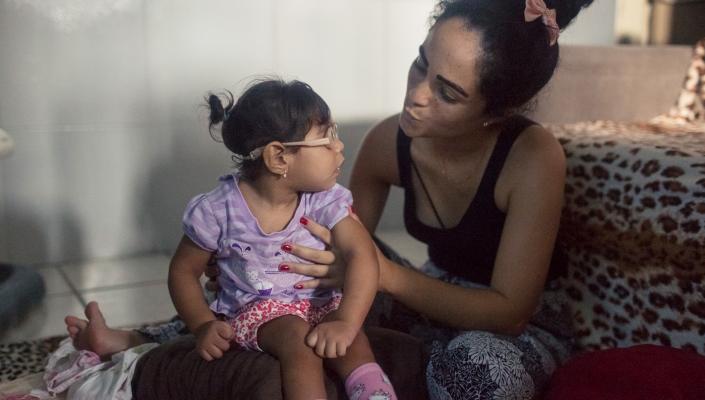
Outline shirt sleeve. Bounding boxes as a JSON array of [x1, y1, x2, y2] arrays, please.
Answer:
[[309, 184, 354, 230], [182, 194, 221, 252]]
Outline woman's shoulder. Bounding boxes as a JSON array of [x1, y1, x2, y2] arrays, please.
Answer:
[[501, 122, 566, 195], [366, 113, 400, 145], [354, 114, 401, 185], [510, 123, 565, 171]]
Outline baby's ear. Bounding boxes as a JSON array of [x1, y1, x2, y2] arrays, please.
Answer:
[[261, 142, 289, 176]]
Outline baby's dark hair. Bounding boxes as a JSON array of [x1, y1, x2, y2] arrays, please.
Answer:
[[432, 0, 593, 117], [206, 78, 331, 178]]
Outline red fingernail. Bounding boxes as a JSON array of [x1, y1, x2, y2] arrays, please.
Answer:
[[299, 217, 308, 225], [281, 243, 293, 252], [279, 264, 290, 272], [294, 284, 303, 289]]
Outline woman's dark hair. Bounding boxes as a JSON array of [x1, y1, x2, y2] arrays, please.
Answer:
[[206, 78, 331, 178], [432, 0, 593, 117]]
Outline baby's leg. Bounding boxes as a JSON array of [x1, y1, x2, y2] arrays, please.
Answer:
[[258, 315, 326, 400], [326, 330, 397, 400]]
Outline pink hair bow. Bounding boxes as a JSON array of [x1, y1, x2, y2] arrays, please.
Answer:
[[525, 0, 559, 46]]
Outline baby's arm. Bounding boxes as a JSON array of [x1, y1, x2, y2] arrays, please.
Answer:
[[306, 216, 378, 357], [169, 235, 232, 360]]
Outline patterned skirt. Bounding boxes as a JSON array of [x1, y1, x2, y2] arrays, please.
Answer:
[[367, 238, 574, 400]]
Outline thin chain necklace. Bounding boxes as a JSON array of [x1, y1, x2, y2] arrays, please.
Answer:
[[410, 128, 500, 229]]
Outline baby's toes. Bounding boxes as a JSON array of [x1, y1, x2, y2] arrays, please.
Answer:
[[67, 326, 80, 337]]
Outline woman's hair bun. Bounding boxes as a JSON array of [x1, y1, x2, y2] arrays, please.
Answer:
[[553, 0, 594, 30]]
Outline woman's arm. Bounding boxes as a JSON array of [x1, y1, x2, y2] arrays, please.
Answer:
[[168, 235, 218, 332], [349, 114, 400, 232], [380, 127, 566, 335]]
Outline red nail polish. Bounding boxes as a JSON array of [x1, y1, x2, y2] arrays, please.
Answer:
[[279, 264, 290, 272], [299, 217, 308, 225], [294, 284, 303, 289], [281, 243, 293, 252]]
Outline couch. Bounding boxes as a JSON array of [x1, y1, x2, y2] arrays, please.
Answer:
[[131, 43, 705, 399]]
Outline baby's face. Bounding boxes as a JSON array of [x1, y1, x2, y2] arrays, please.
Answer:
[[287, 122, 345, 192]]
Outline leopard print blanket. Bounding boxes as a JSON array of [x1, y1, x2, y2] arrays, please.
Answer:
[[651, 37, 705, 127], [549, 120, 705, 355]]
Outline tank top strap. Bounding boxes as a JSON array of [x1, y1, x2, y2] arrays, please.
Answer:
[[474, 115, 537, 206], [396, 127, 413, 188]]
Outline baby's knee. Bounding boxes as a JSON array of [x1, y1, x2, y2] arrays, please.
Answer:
[[258, 315, 313, 357]]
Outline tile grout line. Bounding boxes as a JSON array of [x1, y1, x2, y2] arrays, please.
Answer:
[[79, 279, 168, 295], [56, 267, 88, 307]]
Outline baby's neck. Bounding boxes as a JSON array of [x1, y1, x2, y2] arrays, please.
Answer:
[[238, 175, 300, 234]]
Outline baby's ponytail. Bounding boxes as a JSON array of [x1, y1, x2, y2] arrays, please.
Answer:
[[206, 91, 234, 137]]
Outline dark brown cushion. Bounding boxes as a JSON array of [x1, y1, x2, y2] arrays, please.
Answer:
[[132, 327, 428, 400]]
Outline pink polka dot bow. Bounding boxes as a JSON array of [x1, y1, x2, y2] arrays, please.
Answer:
[[524, 0, 560, 46]]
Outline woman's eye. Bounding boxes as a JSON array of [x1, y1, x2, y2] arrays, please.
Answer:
[[439, 87, 457, 103]]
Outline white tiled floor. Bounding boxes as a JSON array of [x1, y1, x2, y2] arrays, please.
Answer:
[[0, 253, 174, 343], [0, 231, 427, 344]]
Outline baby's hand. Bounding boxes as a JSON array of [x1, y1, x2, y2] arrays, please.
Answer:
[[305, 319, 359, 358], [194, 320, 233, 361]]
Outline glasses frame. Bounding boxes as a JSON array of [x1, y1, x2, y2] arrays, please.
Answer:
[[244, 124, 339, 161]]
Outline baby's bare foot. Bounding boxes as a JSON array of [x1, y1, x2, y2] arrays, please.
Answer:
[[64, 301, 146, 360]]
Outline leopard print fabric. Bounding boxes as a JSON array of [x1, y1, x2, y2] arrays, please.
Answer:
[[548, 120, 705, 355], [0, 336, 64, 383], [651, 37, 705, 127]]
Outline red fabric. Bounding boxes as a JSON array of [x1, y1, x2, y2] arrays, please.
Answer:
[[544, 345, 705, 400]]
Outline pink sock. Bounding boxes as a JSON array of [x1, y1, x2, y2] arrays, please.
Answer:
[[344, 362, 397, 400]]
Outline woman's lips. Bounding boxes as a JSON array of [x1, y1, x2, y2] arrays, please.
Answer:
[[402, 108, 421, 123]]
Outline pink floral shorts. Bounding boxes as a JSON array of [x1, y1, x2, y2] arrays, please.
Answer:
[[226, 296, 342, 351]]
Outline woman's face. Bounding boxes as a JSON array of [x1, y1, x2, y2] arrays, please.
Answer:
[[400, 17, 488, 138]]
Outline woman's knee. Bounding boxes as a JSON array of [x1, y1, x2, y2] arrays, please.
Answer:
[[425, 331, 536, 400]]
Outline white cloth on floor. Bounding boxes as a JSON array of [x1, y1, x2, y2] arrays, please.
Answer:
[[29, 338, 157, 400]]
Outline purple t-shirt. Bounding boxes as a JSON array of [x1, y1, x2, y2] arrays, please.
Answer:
[[182, 173, 353, 317]]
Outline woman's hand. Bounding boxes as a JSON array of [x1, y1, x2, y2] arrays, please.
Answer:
[[203, 210, 360, 291], [283, 216, 347, 290]]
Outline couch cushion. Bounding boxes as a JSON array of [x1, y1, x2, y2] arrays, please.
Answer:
[[543, 344, 705, 400], [550, 121, 705, 354]]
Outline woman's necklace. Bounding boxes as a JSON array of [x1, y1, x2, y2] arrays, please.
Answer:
[[433, 132, 497, 190]]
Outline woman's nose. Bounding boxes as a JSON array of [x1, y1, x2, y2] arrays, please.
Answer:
[[334, 138, 344, 153], [407, 79, 432, 107]]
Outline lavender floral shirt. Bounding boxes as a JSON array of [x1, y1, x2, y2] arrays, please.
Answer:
[[182, 173, 352, 317]]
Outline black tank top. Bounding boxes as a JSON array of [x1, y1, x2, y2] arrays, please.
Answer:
[[397, 115, 562, 285]]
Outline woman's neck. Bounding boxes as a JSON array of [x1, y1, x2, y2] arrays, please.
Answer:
[[419, 122, 500, 162]]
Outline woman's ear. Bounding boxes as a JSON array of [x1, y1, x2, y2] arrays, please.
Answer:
[[261, 142, 290, 177]]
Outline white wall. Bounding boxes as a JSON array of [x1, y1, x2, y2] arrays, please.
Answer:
[[560, 0, 616, 45], [0, 0, 615, 264]]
